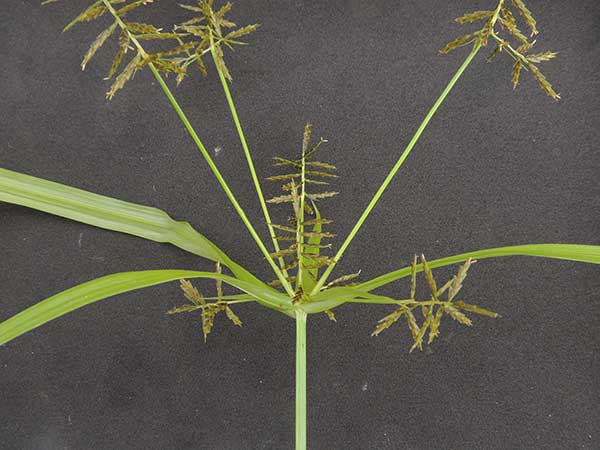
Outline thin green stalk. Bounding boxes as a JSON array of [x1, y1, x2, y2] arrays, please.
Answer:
[[209, 44, 289, 278], [295, 310, 308, 450], [148, 65, 292, 292], [311, 43, 482, 295], [100, 0, 294, 296]]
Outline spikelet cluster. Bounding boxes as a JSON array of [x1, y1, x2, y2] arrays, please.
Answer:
[[372, 256, 499, 352], [45, 0, 257, 98], [174, 0, 259, 82], [266, 124, 360, 318], [266, 123, 339, 299], [441, 0, 560, 99], [168, 263, 242, 342]]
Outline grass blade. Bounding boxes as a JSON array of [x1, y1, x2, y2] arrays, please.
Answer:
[[357, 244, 600, 292], [301, 203, 322, 292], [0, 168, 258, 284], [0, 269, 292, 346]]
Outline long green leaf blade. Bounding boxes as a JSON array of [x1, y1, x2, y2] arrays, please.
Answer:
[[0, 168, 256, 283], [357, 244, 600, 292], [0, 270, 292, 346], [301, 203, 322, 292]]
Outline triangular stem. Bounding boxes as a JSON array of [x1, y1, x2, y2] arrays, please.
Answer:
[[296, 310, 308, 450]]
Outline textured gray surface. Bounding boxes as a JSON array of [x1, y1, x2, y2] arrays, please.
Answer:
[[1, 1, 599, 449]]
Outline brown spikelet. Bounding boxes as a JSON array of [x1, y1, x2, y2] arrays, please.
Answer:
[[511, 0, 538, 36], [304, 138, 327, 159], [151, 59, 186, 77], [156, 42, 198, 58], [306, 161, 336, 170], [448, 258, 475, 301], [214, 44, 232, 80], [306, 191, 338, 201], [179, 3, 203, 13], [167, 304, 201, 314], [180, 279, 205, 305], [302, 122, 313, 155], [303, 218, 333, 226], [436, 279, 453, 298], [405, 310, 421, 342], [439, 31, 480, 54], [527, 62, 560, 100], [410, 311, 432, 353], [455, 10, 494, 24], [215, 2, 233, 19], [527, 51, 558, 63], [428, 308, 444, 344], [445, 305, 473, 326], [196, 55, 208, 76], [500, 19, 530, 48], [454, 301, 499, 318], [125, 22, 159, 33], [266, 171, 337, 182], [409, 255, 417, 299], [512, 59, 523, 89], [106, 53, 141, 99], [487, 43, 504, 62], [501, 5, 518, 30], [135, 32, 188, 40], [324, 271, 361, 289], [63, 3, 107, 32], [107, 30, 131, 79], [201, 305, 219, 341], [420, 254, 439, 301], [81, 21, 118, 70], [225, 24, 260, 41], [116, 0, 154, 17], [225, 306, 243, 326], [269, 245, 298, 259]]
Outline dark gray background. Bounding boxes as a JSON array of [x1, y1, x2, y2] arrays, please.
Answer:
[[1, 1, 599, 449]]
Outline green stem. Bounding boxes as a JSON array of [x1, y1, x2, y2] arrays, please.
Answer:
[[311, 43, 482, 295], [148, 64, 293, 294], [209, 44, 289, 278], [101, 0, 294, 296], [295, 310, 307, 450]]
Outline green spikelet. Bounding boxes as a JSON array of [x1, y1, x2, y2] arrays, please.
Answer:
[[445, 305, 473, 326], [372, 307, 405, 336], [225, 306, 243, 326]]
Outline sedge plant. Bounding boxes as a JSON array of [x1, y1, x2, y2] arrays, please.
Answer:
[[1, 1, 598, 449]]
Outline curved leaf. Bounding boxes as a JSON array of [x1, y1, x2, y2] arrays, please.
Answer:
[[357, 244, 600, 292], [304, 287, 398, 314], [0, 269, 293, 346], [0, 168, 259, 284]]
